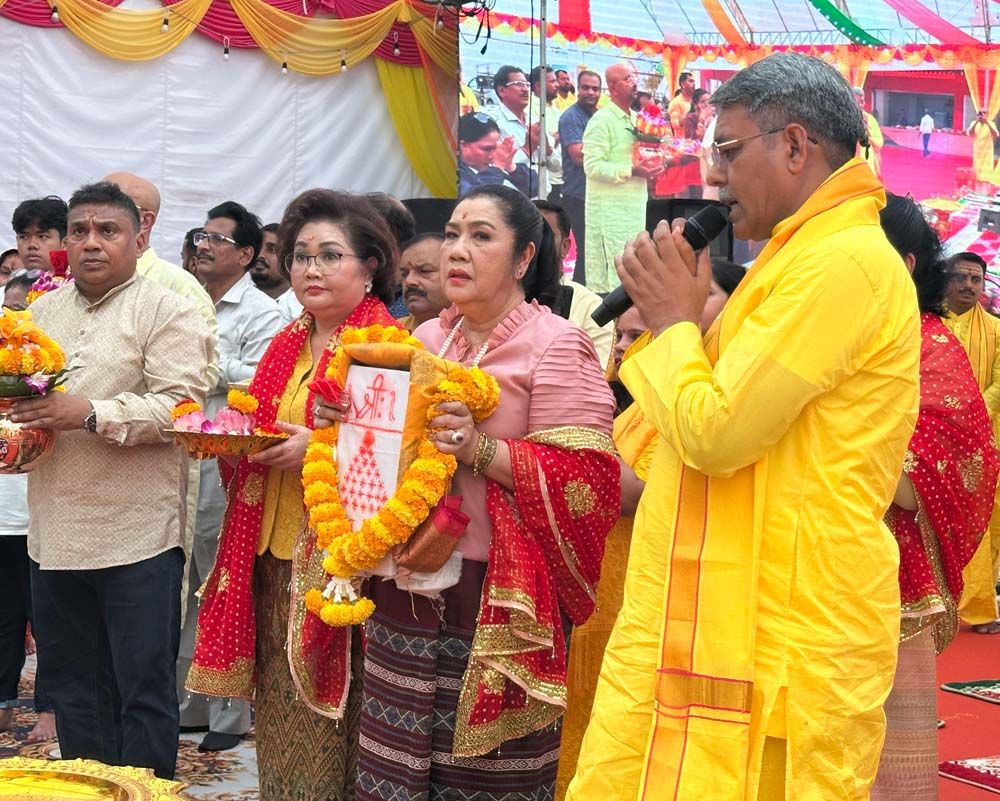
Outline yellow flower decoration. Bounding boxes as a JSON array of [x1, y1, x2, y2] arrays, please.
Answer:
[[0, 308, 66, 378], [171, 400, 202, 421], [301, 324, 500, 628], [227, 389, 259, 415]]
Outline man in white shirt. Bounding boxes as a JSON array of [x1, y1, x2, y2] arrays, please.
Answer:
[[177, 201, 283, 751], [486, 65, 561, 199], [920, 110, 934, 157]]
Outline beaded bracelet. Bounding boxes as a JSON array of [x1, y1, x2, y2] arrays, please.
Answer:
[[472, 433, 498, 477]]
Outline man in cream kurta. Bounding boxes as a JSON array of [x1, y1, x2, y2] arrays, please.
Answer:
[[583, 63, 661, 293], [943, 251, 1000, 633], [568, 54, 920, 801], [12, 181, 214, 780]]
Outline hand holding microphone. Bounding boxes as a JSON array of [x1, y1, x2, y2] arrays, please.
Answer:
[[591, 204, 730, 332]]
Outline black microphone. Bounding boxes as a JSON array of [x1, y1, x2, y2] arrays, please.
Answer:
[[591, 204, 731, 327]]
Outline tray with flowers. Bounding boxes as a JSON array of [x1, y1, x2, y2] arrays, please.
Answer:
[[168, 389, 288, 459]]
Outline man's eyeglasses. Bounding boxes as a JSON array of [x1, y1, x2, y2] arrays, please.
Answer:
[[283, 251, 360, 273], [193, 231, 238, 247], [504, 80, 530, 89], [709, 126, 819, 169]]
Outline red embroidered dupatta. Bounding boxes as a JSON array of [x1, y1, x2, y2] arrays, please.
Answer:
[[452, 429, 620, 757], [888, 313, 999, 651], [186, 296, 399, 712]]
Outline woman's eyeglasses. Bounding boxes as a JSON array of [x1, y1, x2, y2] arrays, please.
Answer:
[[284, 251, 360, 274]]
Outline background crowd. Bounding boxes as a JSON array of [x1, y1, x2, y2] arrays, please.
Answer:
[[1, 50, 1000, 801]]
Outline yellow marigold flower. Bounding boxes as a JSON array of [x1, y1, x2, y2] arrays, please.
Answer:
[[304, 588, 325, 614], [302, 461, 338, 486], [171, 401, 202, 421], [304, 481, 339, 507], [227, 389, 259, 415]]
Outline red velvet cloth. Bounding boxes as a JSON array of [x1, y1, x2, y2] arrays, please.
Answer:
[[454, 437, 620, 756], [888, 313, 999, 647], [187, 297, 399, 706]]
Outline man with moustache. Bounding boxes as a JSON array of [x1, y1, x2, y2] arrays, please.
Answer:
[[554, 68, 576, 112], [10, 181, 213, 779], [583, 63, 661, 293], [398, 232, 448, 331], [177, 201, 281, 752], [559, 69, 602, 284], [486, 65, 560, 199], [12, 196, 66, 274], [943, 251, 1000, 634], [250, 223, 290, 300], [569, 53, 920, 800]]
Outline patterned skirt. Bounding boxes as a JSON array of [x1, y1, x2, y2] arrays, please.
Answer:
[[357, 560, 563, 801], [871, 626, 938, 801], [255, 552, 363, 801]]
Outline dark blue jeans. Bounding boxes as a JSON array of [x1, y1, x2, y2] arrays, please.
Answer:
[[0, 535, 51, 712], [31, 548, 183, 779]]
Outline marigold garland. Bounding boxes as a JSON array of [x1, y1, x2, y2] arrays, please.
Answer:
[[302, 324, 500, 628]]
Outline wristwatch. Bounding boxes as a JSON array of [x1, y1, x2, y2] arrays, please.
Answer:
[[84, 407, 97, 433]]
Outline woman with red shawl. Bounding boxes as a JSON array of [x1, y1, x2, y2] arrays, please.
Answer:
[[319, 185, 619, 799], [874, 194, 1000, 800], [186, 190, 401, 801]]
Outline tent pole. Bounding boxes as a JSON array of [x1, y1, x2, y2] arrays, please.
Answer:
[[537, 0, 548, 199]]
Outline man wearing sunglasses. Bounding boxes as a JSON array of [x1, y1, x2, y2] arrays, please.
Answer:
[[571, 53, 921, 801]]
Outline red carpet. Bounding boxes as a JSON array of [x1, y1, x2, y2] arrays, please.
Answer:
[[881, 144, 972, 201], [939, 626, 1000, 799]]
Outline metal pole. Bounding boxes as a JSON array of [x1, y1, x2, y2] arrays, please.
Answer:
[[537, 0, 548, 198]]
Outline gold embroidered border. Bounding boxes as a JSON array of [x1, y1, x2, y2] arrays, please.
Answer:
[[452, 659, 563, 758], [185, 658, 255, 700], [525, 426, 615, 454], [471, 621, 553, 655], [534, 460, 597, 605], [489, 586, 538, 620], [908, 505, 960, 654], [655, 669, 752, 714]]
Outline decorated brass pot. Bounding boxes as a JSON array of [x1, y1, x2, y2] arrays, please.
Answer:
[[0, 397, 55, 474]]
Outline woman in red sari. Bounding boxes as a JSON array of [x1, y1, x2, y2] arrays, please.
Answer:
[[186, 190, 401, 801], [874, 194, 1000, 800], [319, 185, 619, 800]]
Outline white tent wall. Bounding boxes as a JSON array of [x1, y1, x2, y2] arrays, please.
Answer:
[[0, 20, 433, 259]]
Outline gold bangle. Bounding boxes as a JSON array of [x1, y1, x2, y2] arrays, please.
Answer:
[[472, 433, 498, 477]]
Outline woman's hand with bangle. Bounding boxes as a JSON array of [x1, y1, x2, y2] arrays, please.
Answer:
[[429, 401, 478, 465]]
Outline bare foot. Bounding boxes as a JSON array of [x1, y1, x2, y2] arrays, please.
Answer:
[[24, 629, 35, 656], [972, 620, 1000, 634], [26, 711, 56, 743], [0, 708, 12, 733]]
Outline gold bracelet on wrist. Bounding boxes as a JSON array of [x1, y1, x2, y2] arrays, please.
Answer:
[[472, 433, 498, 477]]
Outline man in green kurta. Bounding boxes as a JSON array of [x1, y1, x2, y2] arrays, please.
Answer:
[[583, 63, 661, 293]]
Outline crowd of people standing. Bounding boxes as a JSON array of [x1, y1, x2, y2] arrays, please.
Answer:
[[1, 50, 999, 801]]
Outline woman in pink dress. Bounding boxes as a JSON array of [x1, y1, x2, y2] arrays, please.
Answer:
[[323, 186, 620, 800]]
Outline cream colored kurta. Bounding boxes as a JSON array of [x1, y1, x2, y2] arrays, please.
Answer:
[[568, 159, 920, 801]]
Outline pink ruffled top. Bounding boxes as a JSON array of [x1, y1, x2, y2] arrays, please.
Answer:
[[415, 301, 615, 561]]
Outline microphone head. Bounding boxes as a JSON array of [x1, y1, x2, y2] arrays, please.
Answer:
[[683, 204, 731, 251]]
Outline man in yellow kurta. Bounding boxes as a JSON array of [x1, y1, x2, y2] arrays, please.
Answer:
[[567, 53, 921, 801], [967, 111, 998, 190], [853, 87, 883, 178], [944, 251, 1000, 634]]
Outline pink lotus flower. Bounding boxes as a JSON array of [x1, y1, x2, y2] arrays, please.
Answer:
[[212, 407, 254, 435], [173, 411, 208, 432]]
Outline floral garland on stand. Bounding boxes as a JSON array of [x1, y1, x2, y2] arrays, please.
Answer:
[[301, 324, 500, 627]]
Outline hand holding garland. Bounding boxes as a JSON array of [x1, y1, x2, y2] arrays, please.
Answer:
[[428, 401, 510, 489]]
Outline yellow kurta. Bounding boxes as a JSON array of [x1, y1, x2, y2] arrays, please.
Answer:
[[944, 304, 1000, 624], [970, 121, 998, 182], [861, 112, 884, 178], [567, 158, 920, 801]]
